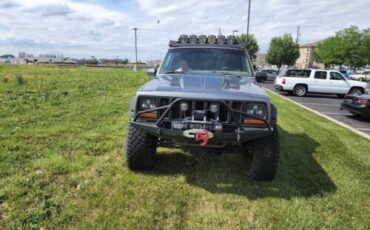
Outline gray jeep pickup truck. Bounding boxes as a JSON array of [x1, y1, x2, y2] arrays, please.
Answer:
[[126, 35, 280, 181]]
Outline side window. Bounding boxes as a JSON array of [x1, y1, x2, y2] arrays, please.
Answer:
[[330, 72, 344, 80], [314, 71, 327, 80], [286, 69, 311, 78]]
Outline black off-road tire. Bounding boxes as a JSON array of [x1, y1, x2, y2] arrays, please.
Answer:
[[126, 124, 157, 170], [248, 125, 280, 181], [293, 85, 307, 97]]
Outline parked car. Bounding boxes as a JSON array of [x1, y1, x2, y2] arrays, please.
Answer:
[[349, 71, 370, 82], [341, 94, 370, 119], [260, 69, 279, 81], [274, 69, 368, 97], [126, 34, 280, 181]]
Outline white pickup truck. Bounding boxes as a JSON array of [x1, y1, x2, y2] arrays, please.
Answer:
[[274, 69, 368, 97]]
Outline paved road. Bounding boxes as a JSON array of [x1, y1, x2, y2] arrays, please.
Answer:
[[260, 81, 370, 136]]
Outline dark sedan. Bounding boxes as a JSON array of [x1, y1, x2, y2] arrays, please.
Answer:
[[341, 94, 370, 119]]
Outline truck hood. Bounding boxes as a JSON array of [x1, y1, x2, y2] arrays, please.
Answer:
[[138, 73, 268, 101]]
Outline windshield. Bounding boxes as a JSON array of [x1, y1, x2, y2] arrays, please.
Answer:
[[159, 48, 253, 77]]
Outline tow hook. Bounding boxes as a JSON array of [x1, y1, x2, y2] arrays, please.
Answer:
[[183, 129, 213, 146]]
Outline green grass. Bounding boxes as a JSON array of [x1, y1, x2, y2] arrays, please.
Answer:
[[0, 65, 369, 229]]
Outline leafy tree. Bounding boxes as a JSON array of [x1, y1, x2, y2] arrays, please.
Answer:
[[314, 26, 369, 69], [265, 34, 299, 70], [314, 36, 346, 68], [338, 26, 368, 68], [237, 33, 259, 61]]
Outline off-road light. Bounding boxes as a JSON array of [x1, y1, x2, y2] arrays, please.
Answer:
[[245, 103, 266, 118], [180, 102, 189, 111], [179, 34, 189, 44], [217, 35, 226, 44], [227, 35, 236, 44], [208, 35, 216, 44], [189, 35, 197, 44], [198, 35, 207, 44], [139, 97, 157, 110], [209, 103, 219, 113]]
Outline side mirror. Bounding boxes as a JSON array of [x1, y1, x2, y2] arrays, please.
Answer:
[[147, 68, 157, 77], [255, 72, 267, 83]]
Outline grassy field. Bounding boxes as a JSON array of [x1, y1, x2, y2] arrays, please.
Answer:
[[0, 65, 369, 229]]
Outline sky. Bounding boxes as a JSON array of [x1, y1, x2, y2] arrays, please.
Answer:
[[0, 0, 369, 60]]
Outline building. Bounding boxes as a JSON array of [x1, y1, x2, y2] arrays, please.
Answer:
[[254, 53, 267, 68], [295, 42, 324, 69]]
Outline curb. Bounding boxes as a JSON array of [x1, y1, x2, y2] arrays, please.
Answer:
[[264, 88, 370, 140]]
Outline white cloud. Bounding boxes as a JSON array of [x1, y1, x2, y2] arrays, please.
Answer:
[[0, 0, 369, 60]]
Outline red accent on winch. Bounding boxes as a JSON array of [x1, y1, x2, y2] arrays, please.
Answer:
[[195, 130, 209, 146]]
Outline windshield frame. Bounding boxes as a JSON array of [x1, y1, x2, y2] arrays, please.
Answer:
[[158, 47, 254, 78]]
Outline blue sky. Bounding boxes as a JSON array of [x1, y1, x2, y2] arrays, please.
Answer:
[[0, 0, 369, 60]]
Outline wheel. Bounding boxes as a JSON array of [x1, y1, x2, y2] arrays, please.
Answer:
[[126, 124, 157, 170], [248, 125, 280, 181], [348, 87, 363, 95], [293, 85, 307, 97]]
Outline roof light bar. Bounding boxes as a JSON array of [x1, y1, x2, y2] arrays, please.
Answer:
[[173, 35, 240, 46]]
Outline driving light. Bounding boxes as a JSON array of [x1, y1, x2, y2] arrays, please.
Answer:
[[245, 103, 266, 118], [198, 35, 207, 44], [189, 35, 197, 44], [179, 34, 189, 44], [180, 102, 189, 111], [209, 103, 219, 113], [217, 35, 226, 44], [227, 35, 236, 44], [208, 35, 216, 44]]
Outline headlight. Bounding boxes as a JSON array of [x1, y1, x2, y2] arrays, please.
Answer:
[[139, 97, 157, 110], [245, 103, 266, 118]]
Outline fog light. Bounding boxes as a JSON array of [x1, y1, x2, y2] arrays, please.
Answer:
[[180, 102, 189, 111]]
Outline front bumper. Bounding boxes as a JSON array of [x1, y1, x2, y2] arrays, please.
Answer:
[[132, 97, 274, 145], [341, 103, 370, 118], [131, 121, 273, 144]]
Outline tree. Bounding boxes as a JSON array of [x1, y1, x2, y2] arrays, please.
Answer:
[[265, 34, 299, 70], [237, 33, 259, 61], [338, 26, 368, 68], [314, 36, 346, 69], [314, 26, 369, 69]]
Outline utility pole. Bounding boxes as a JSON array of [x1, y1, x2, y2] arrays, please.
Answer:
[[296, 25, 301, 44], [133, 27, 138, 72], [246, 0, 251, 38], [155, 20, 160, 62]]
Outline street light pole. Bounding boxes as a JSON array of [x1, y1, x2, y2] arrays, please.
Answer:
[[246, 0, 251, 38], [133, 27, 138, 72]]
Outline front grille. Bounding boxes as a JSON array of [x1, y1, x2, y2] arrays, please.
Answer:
[[159, 97, 243, 123]]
